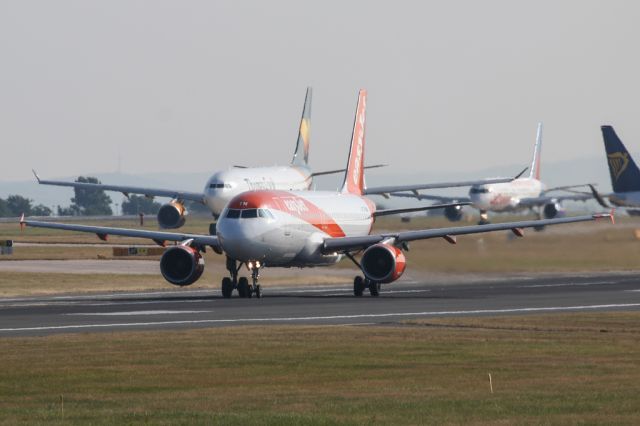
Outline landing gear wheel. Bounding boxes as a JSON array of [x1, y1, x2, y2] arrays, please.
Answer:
[[254, 284, 262, 299], [368, 280, 380, 297], [221, 277, 233, 298], [238, 277, 250, 298], [354, 276, 365, 297]]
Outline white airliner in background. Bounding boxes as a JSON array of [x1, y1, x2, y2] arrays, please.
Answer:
[[390, 123, 594, 225], [22, 90, 612, 298], [34, 87, 516, 232]]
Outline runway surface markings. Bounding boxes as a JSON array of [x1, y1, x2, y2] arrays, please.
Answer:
[[517, 280, 619, 288], [2, 302, 640, 333], [66, 310, 212, 316]]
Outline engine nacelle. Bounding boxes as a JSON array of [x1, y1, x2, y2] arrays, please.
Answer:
[[157, 201, 187, 229], [160, 245, 204, 286], [444, 205, 463, 222], [361, 243, 406, 284], [543, 202, 565, 219]]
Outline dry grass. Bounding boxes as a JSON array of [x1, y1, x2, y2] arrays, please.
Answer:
[[1, 312, 639, 424]]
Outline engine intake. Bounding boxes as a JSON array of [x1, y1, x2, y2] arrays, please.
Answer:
[[543, 202, 565, 219], [444, 204, 463, 222], [160, 246, 204, 286], [158, 201, 187, 229], [361, 243, 406, 284]]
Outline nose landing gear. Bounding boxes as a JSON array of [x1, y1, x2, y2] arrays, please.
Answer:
[[221, 256, 263, 299]]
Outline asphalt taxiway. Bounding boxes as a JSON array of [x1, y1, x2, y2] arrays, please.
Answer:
[[1, 272, 640, 336]]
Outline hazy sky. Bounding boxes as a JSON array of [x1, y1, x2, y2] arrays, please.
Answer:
[[1, 1, 639, 182]]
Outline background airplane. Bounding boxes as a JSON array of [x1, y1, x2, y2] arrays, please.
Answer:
[[34, 87, 511, 232], [22, 90, 612, 298], [587, 125, 640, 209], [389, 123, 594, 226]]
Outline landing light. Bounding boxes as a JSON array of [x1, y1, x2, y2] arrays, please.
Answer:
[[256, 260, 261, 268]]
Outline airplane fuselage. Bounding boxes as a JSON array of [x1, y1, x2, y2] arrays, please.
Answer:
[[608, 191, 640, 207], [216, 190, 376, 267], [470, 178, 544, 212], [203, 166, 313, 217]]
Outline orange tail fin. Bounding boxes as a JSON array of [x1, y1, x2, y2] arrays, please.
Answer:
[[341, 89, 367, 195]]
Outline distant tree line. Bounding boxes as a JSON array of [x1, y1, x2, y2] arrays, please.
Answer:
[[0, 195, 52, 217]]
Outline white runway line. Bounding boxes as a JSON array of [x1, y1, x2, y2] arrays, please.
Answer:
[[517, 280, 617, 288], [66, 310, 212, 316], [2, 302, 640, 333]]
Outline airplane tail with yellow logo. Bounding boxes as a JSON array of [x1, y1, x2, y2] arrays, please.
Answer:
[[291, 87, 312, 167], [602, 125, 640, 193]]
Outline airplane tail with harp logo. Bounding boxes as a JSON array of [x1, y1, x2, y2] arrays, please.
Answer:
[[291, 87, 312, 167], [602, 125, 640, 193]]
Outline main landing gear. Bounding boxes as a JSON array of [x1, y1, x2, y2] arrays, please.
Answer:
[[221, 256, 263, 299], [353, 276, 380, 297]]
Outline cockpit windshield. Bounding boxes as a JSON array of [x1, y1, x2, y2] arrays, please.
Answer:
[[209, 183, 232, 189], [226, 209, 240, 218], [470, 187, 490, 194], [226, 208, 274, 219]]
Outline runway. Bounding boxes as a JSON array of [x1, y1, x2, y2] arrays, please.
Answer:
[[1, 272, 640, 336]]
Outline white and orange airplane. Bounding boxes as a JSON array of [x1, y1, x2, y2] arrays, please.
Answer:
[[33, 87, 514, 231], [21, 90, 613, 298], [390, 123, 595, 225]]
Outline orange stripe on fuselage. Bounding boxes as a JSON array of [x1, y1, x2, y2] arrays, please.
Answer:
[[228, 191, 347, 238]]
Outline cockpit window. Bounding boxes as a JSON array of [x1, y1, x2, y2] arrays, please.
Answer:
[[241, 209, 258, 218], [209, 183, 226, 189], [470, 187, 490, 194], [258, 208, 274, 219], [226, 209, 240, 218]]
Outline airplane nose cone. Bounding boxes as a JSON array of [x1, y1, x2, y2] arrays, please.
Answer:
[[217, 218, 269, 262]]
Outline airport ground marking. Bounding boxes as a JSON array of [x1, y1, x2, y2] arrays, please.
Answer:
[[2, 302, 640, 333]]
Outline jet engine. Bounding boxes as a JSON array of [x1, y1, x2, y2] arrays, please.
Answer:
[[160, 245, 204, 286], [444, 204, 463, 222], [361, 243, 406, 284], [157, 200, 187, 229], [543, 202, 565, 219]]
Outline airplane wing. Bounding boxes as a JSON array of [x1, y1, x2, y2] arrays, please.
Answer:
[[517, 193, 595, 208], [20, 217, 220, 250], [33, 171, 205, 203], [311, 164, 387, 177], [363, 167, 527, 197], [322, 213, 613, 254], [373, 201, 471, 217], [386, 192, 471, 203]]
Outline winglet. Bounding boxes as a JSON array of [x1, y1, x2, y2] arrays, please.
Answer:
[[19, 213, 25, 231], [514, 167, 529, 180], [588, 184, 609, 208], [592, 209, 615, 224], [32, 169, 41, 183]]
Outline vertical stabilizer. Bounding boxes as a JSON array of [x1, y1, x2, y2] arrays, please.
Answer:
[[602, 125, 640, 193], [529, 122, 543, 180], [341, 89, 367, 195], [291, 87, 312, 166]]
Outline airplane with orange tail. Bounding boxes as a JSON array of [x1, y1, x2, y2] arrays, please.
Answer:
[[21, 90, 613, 298]]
